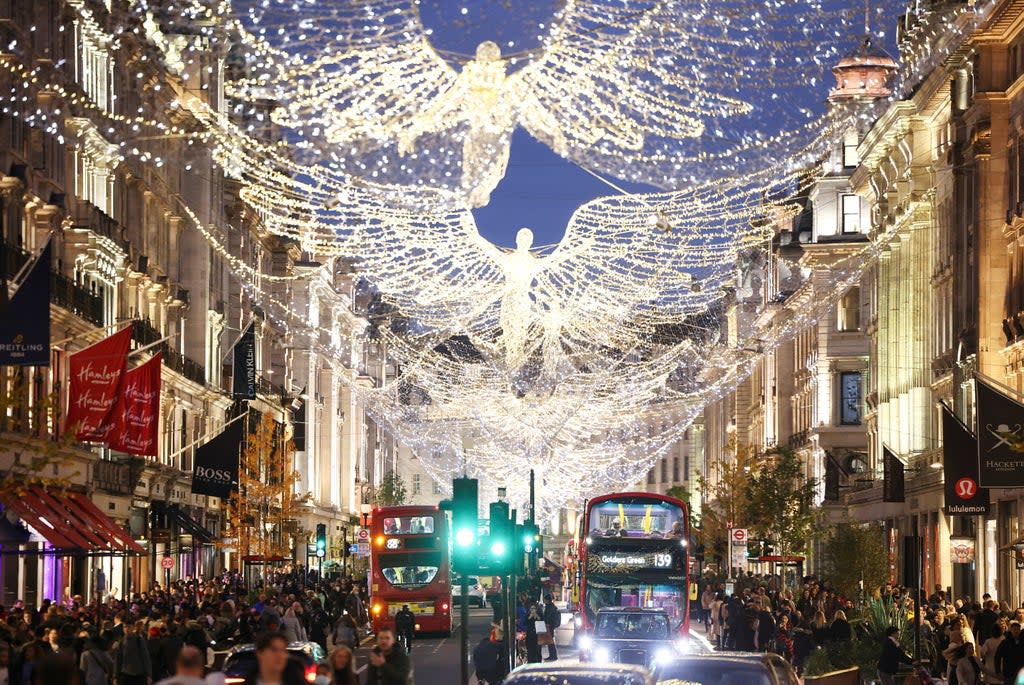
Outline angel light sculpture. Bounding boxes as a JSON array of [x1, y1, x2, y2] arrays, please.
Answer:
[[245, 0, 753, 207]]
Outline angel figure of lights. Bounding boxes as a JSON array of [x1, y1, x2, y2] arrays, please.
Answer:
[[239, 0, 753, 207]]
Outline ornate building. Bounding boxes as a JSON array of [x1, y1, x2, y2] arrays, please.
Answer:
[[0, 0, 407, 604]]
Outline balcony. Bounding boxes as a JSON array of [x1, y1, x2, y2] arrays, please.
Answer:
[[131, 319, 207, 386], [51, 271, 104, 326], [91, 458, 146, 496]]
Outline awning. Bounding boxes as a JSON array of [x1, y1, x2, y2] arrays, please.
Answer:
[[169, 505, 215, 544], [0, 485, 145, 554], [0, 513, 31, 544]]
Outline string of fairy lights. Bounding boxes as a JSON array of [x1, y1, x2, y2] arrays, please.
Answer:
[[0, 0, 993, 518]]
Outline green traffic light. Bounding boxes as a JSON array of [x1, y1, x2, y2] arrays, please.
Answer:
[[490, 540, 506, 556], [455, 527, 475, 547]]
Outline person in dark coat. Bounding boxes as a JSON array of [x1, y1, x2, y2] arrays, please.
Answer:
[[974, 601, 999, 649], [877, 626, 913, 685], [307, 602, 331, 652], [830, 610, 853, 642], [996, 621, 1024, 685], [242, 632, 305, 685], [114, 621, 152, 685], [366, 629, 410, 685], [393, 607, 415, 654], [542, 595, 560, 661], [473, 630, 505, 685]]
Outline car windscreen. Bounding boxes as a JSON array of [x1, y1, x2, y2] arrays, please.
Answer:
[[223, 652, 309, 676], [596, 613, 670, 639], [380, 551, 441, 589], [654, 661, 773, 685], [506, 673, 650, 685]]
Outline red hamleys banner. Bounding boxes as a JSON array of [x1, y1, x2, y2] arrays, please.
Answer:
[[66, 327, 131, 441], [107, 352, 162, 456]]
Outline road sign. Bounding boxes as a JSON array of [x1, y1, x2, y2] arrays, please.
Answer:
[[349, 544, 359, 553], [161, 555, 174, 570], [357, 528, 369, 541], [731, 544, 748, 570], [357, 542, 370, 557], [730, 528, 747, 545]]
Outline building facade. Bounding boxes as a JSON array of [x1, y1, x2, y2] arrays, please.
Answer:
[[0, 0, 409, 605]]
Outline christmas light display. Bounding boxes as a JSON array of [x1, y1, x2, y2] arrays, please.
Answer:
[[0, 0, 993, 518]]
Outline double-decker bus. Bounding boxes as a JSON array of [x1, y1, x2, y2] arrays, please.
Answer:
[[575, 492, 690, 634], [368, 505, 452, 635]]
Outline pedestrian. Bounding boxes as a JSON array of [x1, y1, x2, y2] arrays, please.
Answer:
[[19, 641, 41, 685], [326, 647, 357, 685], [996, 621, 1024, 685], [152, 647, 223, 685], [472, 629, 505, 685], [79, 637, 113, 685], [32, 653, 79, 685], [955, 642, 982, 685], [281, 604, 306, 644], [393, 606, 415, 654], [331, 614, 359, 652], [525, 603, 542, 663], [241, 633, 304, 685], [0, 643, 12, 685], [877, 626, 913, 685], [306, 602, 330, 652], [365, 628, 410, 685], [979, 623, 1005, 684], [542, 595, 560, 662], [114, 621, 152, 685], [830, 610, 853, 642], [701, 586, 715, 631]]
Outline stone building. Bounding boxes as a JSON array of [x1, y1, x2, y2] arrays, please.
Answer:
[[0, 0, 406, 604]]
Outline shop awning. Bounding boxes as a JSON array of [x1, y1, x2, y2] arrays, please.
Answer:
[[169, 505, 215, 544], [0, 485, 145, 555]]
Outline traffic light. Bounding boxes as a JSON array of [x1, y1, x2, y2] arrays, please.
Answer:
[[522, 523, 540, 554], [489, 501, 511, 569], [451, 477, 478, 573], [315, 523, 327, 558]]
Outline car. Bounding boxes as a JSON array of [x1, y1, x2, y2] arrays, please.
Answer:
[[452, 575, 487, 607], [578, 607, 687, 668], [221, 641, 327, 685], [503, 662, 653, 685], [651, 652, 801, 685]]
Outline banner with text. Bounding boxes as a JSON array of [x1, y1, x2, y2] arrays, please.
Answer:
[[191, 418, 244, 499], [232, 322, 256, 400], [882, 446, 905, 503], [66, 326, 131, 441], [975, 378, 1024, 487], [107, 352, 162, 457], [942, 404, 990, 515], [0, 240, 50, 366]]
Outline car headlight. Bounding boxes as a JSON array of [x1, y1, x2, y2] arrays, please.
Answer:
[[594, 647, 611, 663], [654, 647, 673, 664], [578, 634, 593, 650]]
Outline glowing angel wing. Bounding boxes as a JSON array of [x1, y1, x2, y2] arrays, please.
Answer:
[[532, 182, 770, 350], [228, 0, 458, 148], [509, 0, 753, 164], [324, 182, 509, 331]]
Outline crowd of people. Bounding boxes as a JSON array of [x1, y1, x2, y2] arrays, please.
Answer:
[[695, 574, 1024, 685], [0, 569, 412, 685]]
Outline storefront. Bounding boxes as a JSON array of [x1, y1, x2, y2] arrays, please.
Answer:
[[0, 484, 145, 602]]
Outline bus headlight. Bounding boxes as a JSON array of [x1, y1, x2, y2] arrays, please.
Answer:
[[594, 647, 610, 663], [578, 635, 593, 651]]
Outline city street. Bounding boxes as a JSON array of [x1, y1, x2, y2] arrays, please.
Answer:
[[352, 607, 577, 684]]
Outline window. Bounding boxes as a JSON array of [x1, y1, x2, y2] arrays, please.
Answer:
[[660, 459, 668, 483], [412, 474, 421, 496], [843, 130, 859, 167], [684, 454, 690, 481], [382, 515, 434, 535], [432, 480, 443, 495], [839, 372, 862, 425], [647, 468, 655, 484], [841, 194, 862, 233], [838, 287, 861, 331], [672, 456, 680, 482]]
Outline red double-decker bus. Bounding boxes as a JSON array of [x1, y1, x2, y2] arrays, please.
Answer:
[[368, 505, 452, 635], [574, 492, 690, 634]]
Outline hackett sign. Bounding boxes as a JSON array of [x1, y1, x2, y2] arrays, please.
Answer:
[[975, 379, 1024, 488]]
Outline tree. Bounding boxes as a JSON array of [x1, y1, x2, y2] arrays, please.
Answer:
[[744, 447, 819, 585], [374, 470, 407, 506], [224, 411, 308, 560], [822, 520, 889, 602], [697, 435, 758, 566]]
